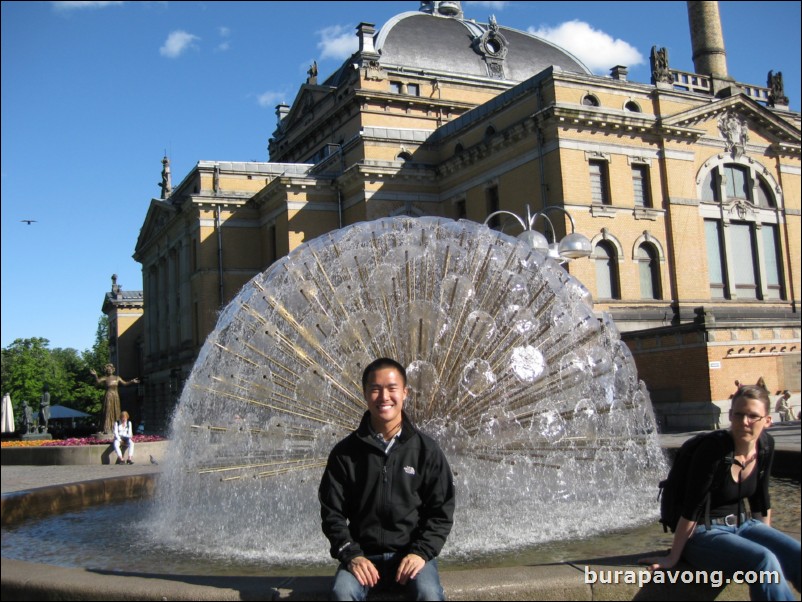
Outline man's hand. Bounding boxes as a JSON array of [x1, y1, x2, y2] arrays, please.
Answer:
[[395, 553, 425, 585], [348, 556, 380, 587]]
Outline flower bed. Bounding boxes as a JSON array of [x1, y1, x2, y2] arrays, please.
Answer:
[[1, 435, 166, 448], [1, 437, 169, 465]]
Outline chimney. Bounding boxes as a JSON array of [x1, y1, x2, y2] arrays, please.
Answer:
[[356, 23, 378, 58], [610, 65, 628, 81], [275, 103, 290, 126], [687, 1, 734, 94]]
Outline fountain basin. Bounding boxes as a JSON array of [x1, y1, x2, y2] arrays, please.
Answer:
[[4, 469, 797, 600]]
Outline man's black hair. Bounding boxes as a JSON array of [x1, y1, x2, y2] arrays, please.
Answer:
[[362, 358, 407, 390]]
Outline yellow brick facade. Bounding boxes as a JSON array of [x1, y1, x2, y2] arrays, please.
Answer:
[[131, 5, 801, 430]]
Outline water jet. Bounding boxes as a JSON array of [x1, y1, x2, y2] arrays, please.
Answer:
[[150, 217, 666, 564]]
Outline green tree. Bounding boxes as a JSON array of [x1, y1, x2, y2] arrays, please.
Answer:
[[83, 316, 110, 374], [1, 338, 52, 414], [1, 316, 111, 422]]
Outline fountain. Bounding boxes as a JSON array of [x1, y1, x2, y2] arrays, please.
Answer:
[[150, 216, 666, 564]]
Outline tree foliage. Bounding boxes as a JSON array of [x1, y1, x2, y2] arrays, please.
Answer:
[[1, 316, 111, 420]]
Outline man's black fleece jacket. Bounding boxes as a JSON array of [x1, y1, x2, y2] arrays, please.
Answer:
[[319, 411, 455, 564]]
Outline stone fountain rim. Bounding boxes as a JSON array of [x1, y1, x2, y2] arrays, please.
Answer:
[[0, 474, 612, 600]]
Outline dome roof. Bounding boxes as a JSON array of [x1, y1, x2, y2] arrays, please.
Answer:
[[375, 10, 590, 82]]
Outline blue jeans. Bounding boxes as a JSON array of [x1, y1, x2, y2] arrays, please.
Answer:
[[682, 519, 801, 601], [330, 553, 445, 601]]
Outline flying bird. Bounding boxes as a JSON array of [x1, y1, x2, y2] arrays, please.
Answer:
[[21, 220, 37, 225]]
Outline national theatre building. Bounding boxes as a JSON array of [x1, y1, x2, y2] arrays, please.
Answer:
[[115, 2, 800, 431]]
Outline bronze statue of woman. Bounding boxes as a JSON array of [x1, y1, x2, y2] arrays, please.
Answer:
[[90, 363, 139, 433]]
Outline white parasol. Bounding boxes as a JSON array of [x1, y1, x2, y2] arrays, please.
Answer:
[[1, 393, 15, 433]]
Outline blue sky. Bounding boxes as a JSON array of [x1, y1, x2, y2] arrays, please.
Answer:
[[2, 1, 800, 353]]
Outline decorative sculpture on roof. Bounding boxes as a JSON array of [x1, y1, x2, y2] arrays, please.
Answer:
[[307, 61, 318, 85], [474, 13, 508, 79], [767, 71, 789, 107], [718, 111, 749, 158], [650, 46, 673, 85], [159, 155, 172, 199]]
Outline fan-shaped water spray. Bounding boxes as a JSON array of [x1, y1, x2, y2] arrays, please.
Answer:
[[150, 217, 665, 564]]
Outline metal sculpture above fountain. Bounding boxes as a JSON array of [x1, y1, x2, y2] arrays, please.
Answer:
[[151, 216, 665, 563]]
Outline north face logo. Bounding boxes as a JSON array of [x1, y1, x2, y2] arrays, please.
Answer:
[[404, 466, 416, 476]]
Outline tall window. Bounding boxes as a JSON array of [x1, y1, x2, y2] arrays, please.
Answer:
[[632, 165, 651, 208], [636, 243, 661, 299], [704, 219, 784, 301], [589, 160, 610, 205], [594, 241, 620, 299], [729, 222, 759, 299], [704, 220, 727, 299], [407, 83, 420, 96], [486, 185, 500, 230], [455, 199, 466, 220], [762, 224, 783, 299]]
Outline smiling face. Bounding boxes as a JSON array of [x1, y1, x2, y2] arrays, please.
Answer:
[[364, 366, 408, 434]]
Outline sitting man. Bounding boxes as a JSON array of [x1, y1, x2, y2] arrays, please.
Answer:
[[113, 411, 135, 465], [775, 390, 794, 422], [319, 358, 455, 601]]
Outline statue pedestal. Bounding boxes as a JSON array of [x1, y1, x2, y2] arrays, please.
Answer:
[[20, 433, 52, 441]]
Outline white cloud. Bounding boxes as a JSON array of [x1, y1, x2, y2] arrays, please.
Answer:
[[257, 91, 286, 109], [52, 1, 124, 10], [528, 20, 643, 74], [160, 30, 201, 59], [215, 26, 231, 52], [316, 25, 358, 61]]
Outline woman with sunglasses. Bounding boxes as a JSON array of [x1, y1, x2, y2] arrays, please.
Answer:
[[640, 385, 800, 600]]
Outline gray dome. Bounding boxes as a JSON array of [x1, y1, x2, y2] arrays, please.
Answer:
[[375, 11, 590, 82]]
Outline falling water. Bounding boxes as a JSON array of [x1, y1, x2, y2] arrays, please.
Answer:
[[149, 217, 666, 564]]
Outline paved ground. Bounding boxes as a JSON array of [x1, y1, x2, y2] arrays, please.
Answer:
[[2, 425, 799, 601]]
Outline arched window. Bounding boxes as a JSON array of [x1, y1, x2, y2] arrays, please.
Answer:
[[624, 101, 641, 112], [594, 241, 620, 299], [756, 179, 776, 208], [582, 94, 600, 107], [636, 243, 661, 299], [454, 143, 464, 156], [699, 161, 777, 207], [397, 151, 413, 162], [484, 125, 496, 138]]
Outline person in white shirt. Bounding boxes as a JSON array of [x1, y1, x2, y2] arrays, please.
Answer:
[[113, 411, 135, 465]]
